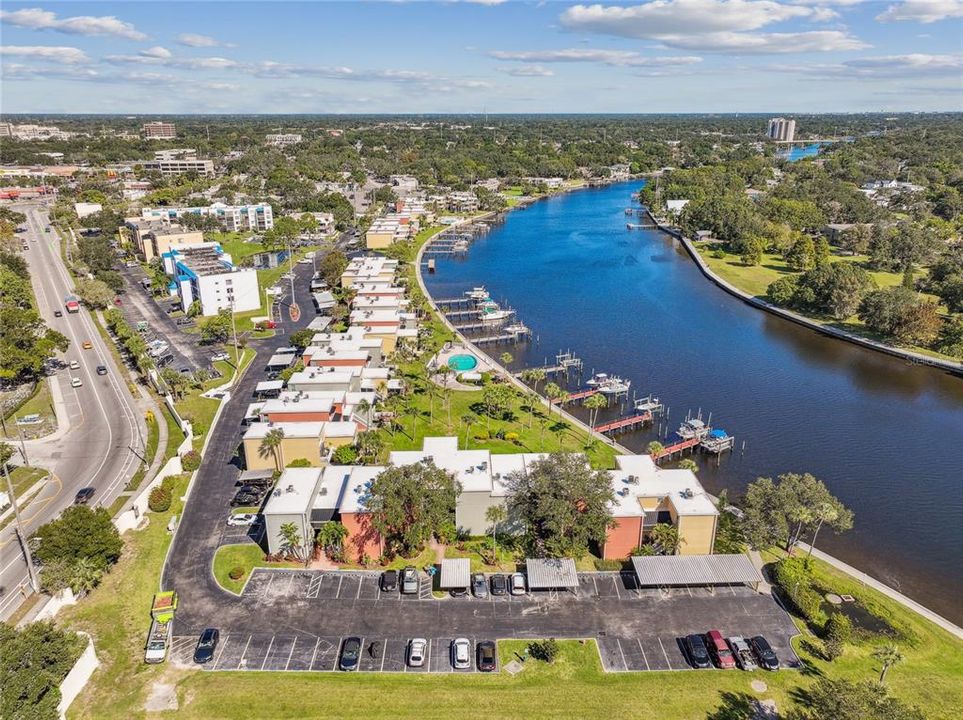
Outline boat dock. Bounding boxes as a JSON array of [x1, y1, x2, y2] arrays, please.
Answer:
[[472, 324, 532, 345], [551, 388, 598, 404], [595, 412, 653, 435], [652, 436, 701, 460], [633, 395, 664, 415]]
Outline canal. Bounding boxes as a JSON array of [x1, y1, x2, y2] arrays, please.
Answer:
[[424, 180, 963, 625]]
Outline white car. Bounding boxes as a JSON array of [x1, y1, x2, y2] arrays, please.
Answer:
[[297, 257, 312, 265], [451, 638, 471, 669], [71, 377, 83, 388], [510, 572, 527, 595], [211, 352, 230, 362], [69, 360, 80, 370], [227, 513, 258, 527], [407, 638, 427, 668]]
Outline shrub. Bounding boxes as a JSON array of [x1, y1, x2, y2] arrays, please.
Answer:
[[181, 450, 201, 472], [436, 521, 457, 545], [529, 639, 560, 663], [710, 249, 727, 259], [505, 431, 520, 444], [148, 486, 172, 513], [772, 557, 826, 626], [594, 558, 622, 571], [286, 457, 314, 468], [228, 566, 245, 581], [332, 445, 358, 465]]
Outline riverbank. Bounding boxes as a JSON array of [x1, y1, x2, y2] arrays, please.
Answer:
[[647, 212, 963, 378]]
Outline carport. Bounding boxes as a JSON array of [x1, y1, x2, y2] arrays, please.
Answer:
[[526, 558, 579, 596], [255, 380, 284, 398], [239, 469, 275, 485], [267, 352, 297, 369], [630, 554, 763, 593], [438, 559, 470, 592]]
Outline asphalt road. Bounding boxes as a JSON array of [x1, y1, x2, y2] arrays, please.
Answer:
[[162, 255, 800, 672], [0, 205, 146, 620]]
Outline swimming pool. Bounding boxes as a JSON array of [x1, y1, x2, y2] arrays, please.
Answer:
[[447, 353, 478, 372]]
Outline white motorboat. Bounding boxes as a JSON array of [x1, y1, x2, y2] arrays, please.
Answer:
[[466, 286, 489, 301], [586, 372, 609, 387], [598, 376, 631, 395]]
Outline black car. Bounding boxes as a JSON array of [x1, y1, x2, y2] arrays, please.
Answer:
[[477, 641, 497, 672], [750, 635, 779, 671], [339, 637, 361, 671], [54, 310, 63, 317], [74, 487, 96, 505], [193, 628, 219, 664], [490, 574, 508, 596], [380, 569, 398, 592], [96, 365, 108, 376], [230, 490, 262, 507], [685, 634, 712, 668]]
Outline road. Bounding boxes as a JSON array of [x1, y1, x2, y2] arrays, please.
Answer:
[[0, 205, 146, 620]]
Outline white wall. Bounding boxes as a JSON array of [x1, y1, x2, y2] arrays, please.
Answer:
[[58, 633, 99, 719]]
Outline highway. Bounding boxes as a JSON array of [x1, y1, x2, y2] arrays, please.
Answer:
[[0, 204, 146, 620]]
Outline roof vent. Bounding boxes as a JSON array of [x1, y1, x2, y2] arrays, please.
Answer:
[[286, 485, 295, 493], [682, 488, 694, 499]]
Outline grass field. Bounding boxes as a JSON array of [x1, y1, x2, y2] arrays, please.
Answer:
[[1, 379, 56, 440], [212, 543, 302, 594], [7, 465, 49, 499]]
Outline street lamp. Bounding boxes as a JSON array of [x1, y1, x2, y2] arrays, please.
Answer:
[[2, 461, 41, 593]]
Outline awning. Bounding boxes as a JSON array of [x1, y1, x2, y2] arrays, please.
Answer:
[[255, 380, 284, 395], [525, 558, 578, 589], [239, 469, 275, 483], [267, 352, 296, 368], [630, 554, 762, 587], [307, 317, 332, 331], [439, 558, 471, 589]]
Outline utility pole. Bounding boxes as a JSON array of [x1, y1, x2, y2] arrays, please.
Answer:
[[15, 422, 29, 467], [231, 299, 239, 361], [3, 461, 41, 593]]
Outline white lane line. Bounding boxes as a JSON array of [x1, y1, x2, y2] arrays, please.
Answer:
[[592, 576, 599, 596], [380, 639, 387, 672], [336, 575, 343, 598], [212, 634, 230, 669], [261, 636, 275, 670], [616, 638, 628, 671], [308, 637, 320, 670], [637, 639, 650, 671], [356, 577, 363, 600], [612, 575, 621, 599], [285, 636, 297, 671], [658, 637, 672, 669], [238, 635, 253, 670], [330, 637, 342, 671]]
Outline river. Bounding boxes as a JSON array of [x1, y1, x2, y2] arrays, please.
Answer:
[[423, 181, 963, 625]]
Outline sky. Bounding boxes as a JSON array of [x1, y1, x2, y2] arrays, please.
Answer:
[[0, 0, 961, 114]]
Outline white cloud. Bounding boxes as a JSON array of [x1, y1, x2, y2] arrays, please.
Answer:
[[876, 0, 963, 23], [105, 52, 241, 70], [176, 33, 236, 48], [489, 48, 703, 66], [776, 53, 963, 78], [0, 7, 146, 40], [140, 46, 172, 59], [0, 44, 90, 64], [502, 64, 555, 76], [558, 0, 867, 54]]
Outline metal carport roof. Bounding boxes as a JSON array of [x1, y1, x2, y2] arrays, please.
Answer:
[[267, 352, 297, 368], [630, 554, 762, 587], [525, 558, 579, 589], [439, 558, 471, 589]]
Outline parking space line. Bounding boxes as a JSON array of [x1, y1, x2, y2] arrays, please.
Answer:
[[380, 639, 387, 671], [425, 638, 431, 673], [336, 575, 343, 597], [330, 637, 343, 671], [637, 639, 650, 671], [357, 578, 363, 600], [686, 586, 692, 597], [592, 576, 599, 596], [616, 639, 628, 671], [612, 575, 621, 599], [308, 637, 320, 670], [261, 636, 276, 670], [212, 633, 230, 669], [658, 637, 672, 669], [285, 636, 297, 671], [239, 635, 253, 669]]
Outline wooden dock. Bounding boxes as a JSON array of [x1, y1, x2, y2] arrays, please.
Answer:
[[595, 412, 652, 434], [653, 436, 701, 460], [551, 388, 598, 404]]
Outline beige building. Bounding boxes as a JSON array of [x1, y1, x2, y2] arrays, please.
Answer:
[[124, 219, 205, 262], [242, 421, 356, 470]]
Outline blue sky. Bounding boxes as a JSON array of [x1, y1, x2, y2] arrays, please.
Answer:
[[1, 1, 961, 113]]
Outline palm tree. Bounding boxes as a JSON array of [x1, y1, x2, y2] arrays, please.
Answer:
[[357, 431, 384, 463], [872, 644, 904, 685], [544, 382, 562, 414], [279, 522, 306, 563], [526, 391, 540, 428], [461, 413, 477, 449], [316, 521, 349, 559], [522, 368, 546, 396], [677, 458, 698, 472], [69, 557, 104, 596], [485, 504, 508, 566], [356, 398, 373, 430], [647, 440, 665, 458], [584, 393, 608, 428], [499, 351, 513, 368], [259, 428, 286, 472]]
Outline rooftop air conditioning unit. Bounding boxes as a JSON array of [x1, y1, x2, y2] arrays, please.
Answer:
[[286, 485, 295, 493], [682, 488, 694, 498]]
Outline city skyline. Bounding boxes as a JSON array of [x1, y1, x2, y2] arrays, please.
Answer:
[[1, 1, 961, 114]]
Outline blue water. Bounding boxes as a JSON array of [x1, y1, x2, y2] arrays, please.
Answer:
[[780, 143, 827, 162], [425, 181, 963, 624], [448, 354, 478, 372]]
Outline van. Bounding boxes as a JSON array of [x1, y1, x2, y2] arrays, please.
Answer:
[[706, 630, 736, 669]]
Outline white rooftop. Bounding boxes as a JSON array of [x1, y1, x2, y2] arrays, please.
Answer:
[[263, 468, 323, 516], [609, 455, 717, 517], [244, 421, 324, 440]]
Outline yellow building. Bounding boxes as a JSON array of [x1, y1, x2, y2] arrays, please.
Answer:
[[124, 219, 204, 262], [242, 421, 357, 470]]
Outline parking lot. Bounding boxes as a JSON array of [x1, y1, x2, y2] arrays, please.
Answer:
[[170, 633, 495, 673]]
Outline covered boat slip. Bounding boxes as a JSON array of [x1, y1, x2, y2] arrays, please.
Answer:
[[630, 554, 763, 592]]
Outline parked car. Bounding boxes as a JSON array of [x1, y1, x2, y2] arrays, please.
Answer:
[[339, 637, 361, 671], [54, 310, 63, 317], [71, 377, 83, 388], [157, 353, 174, 367], [74, 487, 95, 504], [750, 635, 779, 671], [211, 351, 230, 362], [227, 513, 257, 527], [472, 573, 489, 599], [380, 569, 398, 592], [490, 574, 508, 596], [685, 634, 711, 668], [401, 566, 419, 594], [193, 628, 219, 664], [451, 638, 471, 669], [510, 572, 526, 595], [728, 637, 758, 671], [477, 641, 496, 672], [706, 630, 736, 669], [230, 491, 262, 507], [96, 365, 108, 376], [407, 638, 427, 668], [69, 360, 80, 370]]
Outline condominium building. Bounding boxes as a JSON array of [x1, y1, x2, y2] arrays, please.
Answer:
[[767, 117, 796, 143], [266, 134, 302, 147], [162, 244, 260, 316], [0, 123, 12, 137], [124, 219, 205, 262], [141, 156, 214, 177], [141, 202, 274, 232], [143, 121, 176, 139]]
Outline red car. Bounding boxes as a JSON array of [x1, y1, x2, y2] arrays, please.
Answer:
[[706, 630, 736, 669]]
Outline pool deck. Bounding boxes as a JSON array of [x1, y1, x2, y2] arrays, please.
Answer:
[[430, 344, 496, 391]]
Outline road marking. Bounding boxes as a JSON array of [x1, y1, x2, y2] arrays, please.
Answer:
[[356, 577, 363, 600], [212, 634, 230, 669], [616, 638, 628, 671], [336, 575, 343, 598], [307, 574, 323, 599], [285, 636, 297, 671], [612, 575, 621, 599], [637, 639, 650, 671], [380, 639, 387, 672], [238, 634, 253, 670], [260, 636, 275, 670], [330, 637, 342, 671], [658, 637, 672, 669], [308, 637, 320, 670], [592, 576, 599, 596]]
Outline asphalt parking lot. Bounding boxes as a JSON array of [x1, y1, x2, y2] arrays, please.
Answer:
[[170, 633, 495, 673]]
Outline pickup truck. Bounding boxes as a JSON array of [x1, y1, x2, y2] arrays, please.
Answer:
[[145, 591, 178, 664]]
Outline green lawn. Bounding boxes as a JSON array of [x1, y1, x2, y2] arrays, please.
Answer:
[[2, 379, 56, 440], [125, 412, 159, 493], [212, 543, 302, 594], [173, 346, 254, 446], [7, 465, 49, 499]]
